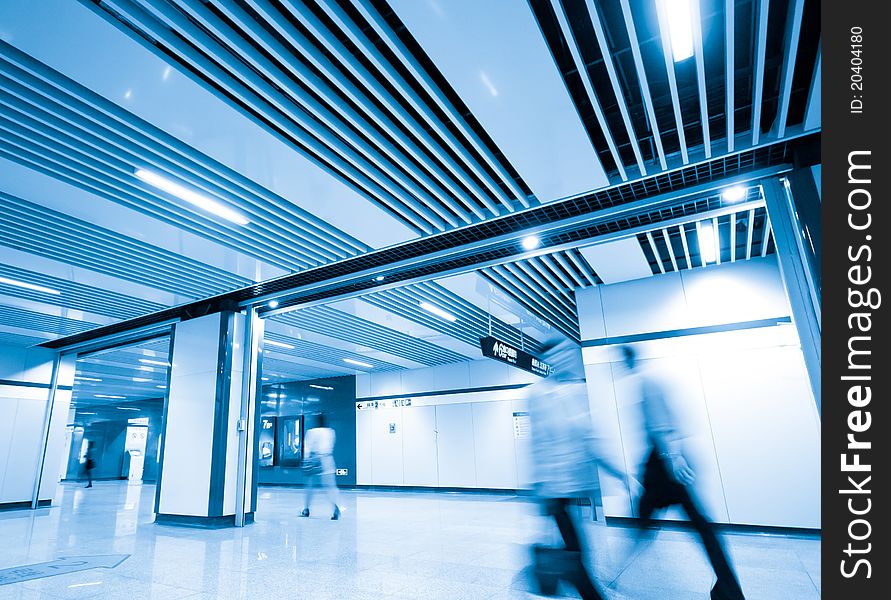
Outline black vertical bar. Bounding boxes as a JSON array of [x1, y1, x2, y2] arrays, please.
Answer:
[[823, 1, 889, 596]]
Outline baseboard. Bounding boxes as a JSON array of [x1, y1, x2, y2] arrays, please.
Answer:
[[0, 499, 52, 511], [154, 512, 255, 529]]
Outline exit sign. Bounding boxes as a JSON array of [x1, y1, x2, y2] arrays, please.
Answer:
[[336, 469, 348, 476]]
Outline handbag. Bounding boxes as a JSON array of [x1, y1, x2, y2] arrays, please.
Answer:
[[301, 454, 323, 476]]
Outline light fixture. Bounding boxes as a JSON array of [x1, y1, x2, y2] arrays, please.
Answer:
[[138, 358, 169, 367], [261, 377, 270, 381], [156, 385, 167, 389], [79, 412, 96, 416], [663, 0, 695, 62], [419, 301, 457, 322], [132, 377, 151, 383], [134, 168, 250, 225], [343, 358, 373, 368], [521, 235, 540, 250], [374, 275, 385, 282], [0, 276, 61, 295], [699, 223, 718, 263], [75, 376, 102, 382], [721, 185, 747, 202], [116, 406, 140, 411], [95, 394, 125, 399], [268, 300, 279, 309], [309, 384, 334, 391], [265, 340, 294, 350]]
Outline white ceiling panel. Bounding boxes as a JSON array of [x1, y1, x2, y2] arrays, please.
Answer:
[[580, 237, 654, 284], [0, 0, 418, 250], [388, 0, 609, 202]]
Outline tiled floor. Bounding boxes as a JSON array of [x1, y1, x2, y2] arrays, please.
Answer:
[[0, 482, 819, 599]]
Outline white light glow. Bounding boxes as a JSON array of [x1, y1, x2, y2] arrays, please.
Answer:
[[343, 358, 373, 369], [699, 223, 718, 263], [0, 276, 61, 295], [156, 385, 167, 389], [132, 377, 151, 383], [664, 0, 695, 62], [138, 358, 169, 367], [265, 340, 294, 350], [309, 384, 334, 391], [116, 406, 140, 411], [722, 185, 747, 202], [521, 235, 540, 250], [268, 300, 279, 309], [75, 376, 102, 382], [79, 412, 96, 416], [375, 275, 385, 282], [95, 394, 125, 399], [419, 301, 458, 322], [134, 168, 250, 225], [261, 377, 270, 381]]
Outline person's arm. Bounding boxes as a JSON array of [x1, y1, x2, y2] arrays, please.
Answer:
[[643, 380, 695, 485]]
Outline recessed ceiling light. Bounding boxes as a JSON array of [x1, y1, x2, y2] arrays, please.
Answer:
[[265, 340, 294, 350], [309, 384, 334, 391], [132, 377, 151, 383], [79, 412, 96, 416], [721, 185, 747, 202], [419, 301, 458, 322], [156, 385, 167, 389], [95, 394, 126, 399], [268, 300, 279, 309], [261, 377, 270, 381], [663, 0, 695, 62], [75, 376, 102, 382], [374, 275, 385, 282], [521, 235, 540, 250], [134, 168, 250, 225], [116, 406, 140, 411], [343, 358, 373, 369], [699, 223, 718, 264], [0, 276, 61, 295], [138, 358, 169, 367]]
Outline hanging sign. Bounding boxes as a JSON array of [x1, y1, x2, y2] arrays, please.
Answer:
[[480, 336, 550, 377]]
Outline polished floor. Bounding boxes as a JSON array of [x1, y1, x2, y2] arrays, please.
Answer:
[[0, 482, 819, 599]]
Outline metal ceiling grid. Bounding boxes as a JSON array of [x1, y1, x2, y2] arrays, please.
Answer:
[[0, 192, 249, 298], [0, 40, 367, 270], [0, 264, 166, 320], [0, 305, 101, 336], [273, 305, 468, 366], [261, 356, 354, 381], [264, 331, 402, 372], [73, 337, 171, 401], [0, 332, 48, 347], [529, 0, 820, 179], [84, 0, 535, 235]]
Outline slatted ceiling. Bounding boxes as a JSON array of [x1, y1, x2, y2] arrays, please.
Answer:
[[85, 0, 534, 234], [72, 337, 171, 402], [0, 192, 249, 297], [530, 0, 820, 178], [0, 305, 103, 336], [261, 356, 348, 382], [264, 332, 402, 372], [274, 305, 467, 367], [0, 40, 367, 264], [0, 332, 48, 347], [0, 264, 166, 320]]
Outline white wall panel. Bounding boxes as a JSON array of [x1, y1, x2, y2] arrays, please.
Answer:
[[471, 401, 517, 489], [370, 406, 404, 485], [468, 359, 511, 389], [511, 398, 533, 489], [433, 362, 470, 392], [434, 403, 476, 488], [698, 346, 819, 528], [575, 287, 607, 341], [355, 409, 373, 485], [601, 272, 691, 338], [0, 399, 20, 503], [402, 406, 438, 487], [370, 371, 402, 398], [0, 399, 44, 503]]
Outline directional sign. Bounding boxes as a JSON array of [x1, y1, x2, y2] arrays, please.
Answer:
[[480, 336, 551, 377], [0, 554, 130, 586]]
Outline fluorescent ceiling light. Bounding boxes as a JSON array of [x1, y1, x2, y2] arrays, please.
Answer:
[[134, 168, 250, 225], [699, 223, 718, 263], [265, 340, 295, 350], [309, 384, 334, 391], [95, 394, 125, 399], [261, 377, 270, 381], [75, 376, 102, 382], [0, 276, 61, 295], [343, 358, 373, 368], [664, 0, 695, 62], [722, 185, 747, 202], [116, 406, 140, 411], [132, 377, 151, 383], [79, 412, 96, 416], [419, 301, 457, 322], [375, 275, 385, 282], [521, 235, 540, 250], [156, 385, 167, 389], [268, 300, 279, 309], [138, 358, 169, 367]]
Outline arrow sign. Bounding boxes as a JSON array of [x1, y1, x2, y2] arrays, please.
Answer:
[[0, 554, 130, 586]]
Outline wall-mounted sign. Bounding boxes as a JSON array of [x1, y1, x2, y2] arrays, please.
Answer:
[[512, 412, 531, 439], [356, 398, 412, 410], [480, 336, 551, 377], [388, 422, 396, 434], [336, 468, 348, 476]]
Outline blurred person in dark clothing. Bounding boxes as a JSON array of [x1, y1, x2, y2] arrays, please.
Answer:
[[82, 440, 96, 488], [620, 345, 744, 600]]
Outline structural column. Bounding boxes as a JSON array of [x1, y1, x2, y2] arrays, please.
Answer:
[[762, 176, 822, 412], [155, 308, 263, 527]]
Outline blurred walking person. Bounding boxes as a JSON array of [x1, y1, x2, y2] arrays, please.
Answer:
[[82, 441, 96, 488], [526, 339, 625, 600], [300, 412, 341, 520], [620, 345, 744, 600]]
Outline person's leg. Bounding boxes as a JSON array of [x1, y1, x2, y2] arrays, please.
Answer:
[[546, 498, 603, 600], [302, 475, 316, 516], [321, 471, 340, 518], [679, 491, 744, 599], [86, 468, 93, 488]]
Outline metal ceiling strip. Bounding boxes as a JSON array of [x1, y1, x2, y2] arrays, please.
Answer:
[[679, 223, 693, 269], [515, 261, 578, 319], [803, 44, 821, 131], [266, 0, 498, 219], [745, 207, 756, 260], [773, 0, 805, 138], [654, 0, 690, 163], [540, 254, 575, 291], [691, 0, 711, 158], [645, 231, 666, 274], [694, 220, 707, 267], [761, 213, 772, 257], [0, 42, 367, 257], [552, 252, 587, 289], [566, 249, 599, 288], [751, 0, 770, 145], [549, 0, 627, 181], [0, 305, 102, 336], [725, 0, 735, 151], [730, 212, 737, 262], [499, 263, 578, 332], [582, 0, 647, 175], [618, 0, 667, 171], [351, 0, 530, 210], [264, 334, 402, 371], [361, 292, 476, 347], [103, 0, 439, 234], [483, 266, 578, 340], [661, 229, 680, 272], [712, 216, 722, 265], [188, 0, 473, 227], [527, 257, 573, 300]]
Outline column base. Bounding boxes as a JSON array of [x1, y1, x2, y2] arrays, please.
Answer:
[[0, 499, 52, 511], [154, 512, 255, 529]]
